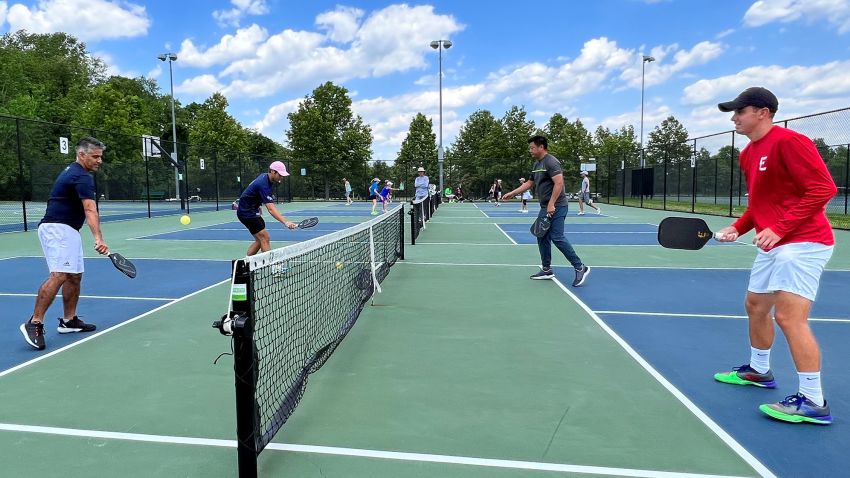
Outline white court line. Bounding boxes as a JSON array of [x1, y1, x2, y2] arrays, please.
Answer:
[[493, 224, 517, 245], [595, 310, 850, 324], [0, 423, 754, 478], [549, 279, 776, 478], [397, 261, 850, 272], [0, 293, 175, 301], [0, 279, 229, 379]]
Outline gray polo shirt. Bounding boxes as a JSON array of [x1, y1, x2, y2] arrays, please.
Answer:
[[531, 153, 567, 207]]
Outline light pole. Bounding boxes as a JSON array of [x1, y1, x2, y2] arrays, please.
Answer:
[[430, 39, 452, 196], [639, 55, 655, 168], [158, 52, 181, 207]]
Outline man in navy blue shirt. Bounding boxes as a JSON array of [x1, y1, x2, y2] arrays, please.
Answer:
[[237, 161, 297, 256], [21, 137, 110, 350]]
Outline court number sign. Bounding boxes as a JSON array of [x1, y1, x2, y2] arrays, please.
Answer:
[[60, 137, 69, 155]]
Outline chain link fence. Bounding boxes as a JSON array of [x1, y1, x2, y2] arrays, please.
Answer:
[[0, 115, 291, 233], [596, 107, 850, 229]]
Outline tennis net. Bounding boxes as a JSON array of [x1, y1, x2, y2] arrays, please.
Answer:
[[409, 193, 440, 245], [214, 205, 405, 477]]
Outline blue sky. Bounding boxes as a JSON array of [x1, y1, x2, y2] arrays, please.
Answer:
[[2, 0, 850, 162]]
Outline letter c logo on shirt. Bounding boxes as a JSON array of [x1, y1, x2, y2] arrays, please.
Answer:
[[758, 156, 768, 171]]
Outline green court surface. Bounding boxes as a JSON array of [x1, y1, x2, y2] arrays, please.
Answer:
[[3, 201, 846, 477]]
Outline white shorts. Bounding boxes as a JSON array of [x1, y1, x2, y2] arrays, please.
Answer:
[[38, 223, 84, 274], [748, 242, 833, 301]]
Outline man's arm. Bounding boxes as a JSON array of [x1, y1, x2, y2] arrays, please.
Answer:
[[82, 199, 108, 255], [265, 203, 296, 229], [548, 174, 564, 216]]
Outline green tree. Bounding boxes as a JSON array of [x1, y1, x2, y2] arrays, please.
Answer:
[[446, 109, 504, 197], [395, 113, 437, 191], [0, 30, 105, 123], [497, 106, 536, 188], [545, 114, 593, 190], [645, 116, 691, 167], [287, 82, 372, 199]]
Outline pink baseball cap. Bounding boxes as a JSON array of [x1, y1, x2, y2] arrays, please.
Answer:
[[269, 161, 289, 176]]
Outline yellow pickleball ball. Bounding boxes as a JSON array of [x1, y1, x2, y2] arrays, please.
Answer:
[[180, 215, 191, 225], [335, 261, 344, 270]]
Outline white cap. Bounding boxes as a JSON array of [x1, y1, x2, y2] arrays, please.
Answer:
[[269, 161, 289, 176], [373, 177, 380, 181], [580, 170, 588, 175], [417, 167, 426, 172]]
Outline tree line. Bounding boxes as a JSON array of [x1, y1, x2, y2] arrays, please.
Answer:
[[2, 30, 844, 202]]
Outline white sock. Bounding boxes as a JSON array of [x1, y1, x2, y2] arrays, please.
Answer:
[[798, 372, 824, 406], [749, 347, 771, 374]]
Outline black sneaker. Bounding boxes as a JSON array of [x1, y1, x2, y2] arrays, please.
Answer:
[[530, 268, 555, 280], [57, 316, 96, 334], [20, 319, 46, 350], [572, 265, 590, 287]]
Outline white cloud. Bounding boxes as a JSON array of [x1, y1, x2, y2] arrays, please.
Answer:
[[202, 4, 464, 99], [0, 2, 8, 26], [175, 74, 225, 97], [316, 6, 363, 43], [253, 35, 730, 163], [682, 60, 850, 106], [213, 0, 269, 28], [716, 28, 735, 39], [4, 0, 150, 41], [252, 98, 302, 138], [94, 51, 139, 78], [619, 41, 725, 89], [744, 0, 850, 34], [177, 24, 269, 68]]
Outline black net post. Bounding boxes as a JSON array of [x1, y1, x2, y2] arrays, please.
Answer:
[[230, 259, 259, 478], [398, 206, 405, 260], [15, 118, 29, 231]]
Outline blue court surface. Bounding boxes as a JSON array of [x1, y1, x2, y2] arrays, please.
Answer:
[[137, 221, 355, 241], [561, 266, 850, 477], [498, 222, 743, 246], [2, 257, 231, 370]]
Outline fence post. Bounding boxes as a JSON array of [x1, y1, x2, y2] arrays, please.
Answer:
[[15, 118, 29, 231], [663, 147, 668, 211], [845, 144, 849, 215], [691, 139, 697, 213], [144, 145, 152, 218], [729, 132, 735, 217]]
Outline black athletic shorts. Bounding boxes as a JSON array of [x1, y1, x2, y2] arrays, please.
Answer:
[[368, 194, 377, 200], [238, 215, 266, 235]]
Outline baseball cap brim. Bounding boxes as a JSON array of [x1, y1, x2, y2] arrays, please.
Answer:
[[269, 161, 289, 176]]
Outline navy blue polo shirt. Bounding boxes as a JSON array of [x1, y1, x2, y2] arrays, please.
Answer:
[[236, 173, 275, 219], [40, 162, 96, 230]]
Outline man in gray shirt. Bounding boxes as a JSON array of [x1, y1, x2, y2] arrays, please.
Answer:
[[503, 135, 590, 286]]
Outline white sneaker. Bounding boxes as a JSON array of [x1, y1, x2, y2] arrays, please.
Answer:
[[597, 207, 602, 215], [578, 212, 585, 216], [522, 210, 528, 213]]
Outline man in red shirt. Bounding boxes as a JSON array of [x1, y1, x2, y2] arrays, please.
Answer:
[[713, 87, 837, 424]]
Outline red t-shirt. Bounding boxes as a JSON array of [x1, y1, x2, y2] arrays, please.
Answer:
[[732, 126, 836, 248]]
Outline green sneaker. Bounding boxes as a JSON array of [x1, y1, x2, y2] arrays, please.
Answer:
[[759, 393, 832, 425], [714, 364, 776, 388]]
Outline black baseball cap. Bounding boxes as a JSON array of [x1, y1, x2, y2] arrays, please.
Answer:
[[717, 87, 778, 113]]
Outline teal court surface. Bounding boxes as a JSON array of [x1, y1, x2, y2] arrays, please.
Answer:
[[1, 200, 848, 477]]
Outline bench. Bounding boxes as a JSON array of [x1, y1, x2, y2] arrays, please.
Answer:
[[143, 190, 167, 200]]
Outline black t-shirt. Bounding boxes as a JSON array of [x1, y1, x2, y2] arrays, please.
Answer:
[[531, 154, 567, 207], [40, 162, 96, 230]]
